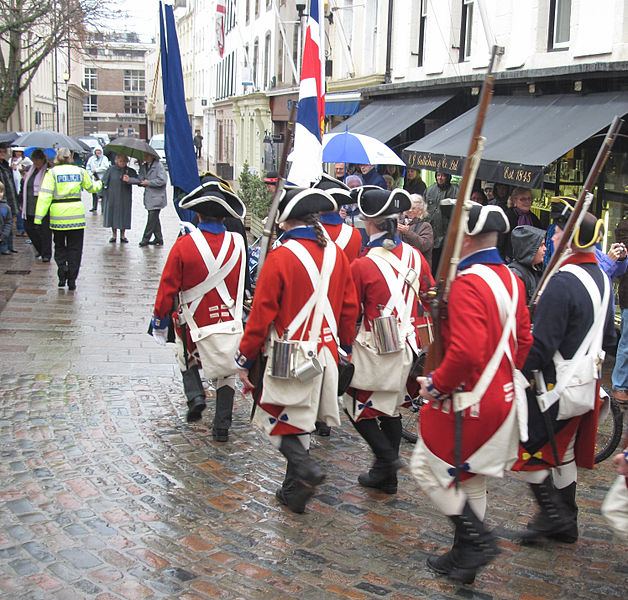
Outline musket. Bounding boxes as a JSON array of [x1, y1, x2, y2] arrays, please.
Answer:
[[255, 104, 298, 275], [424, 44, 502, 374], [423, 44, 502, 490], [528, 115, 624, 314]]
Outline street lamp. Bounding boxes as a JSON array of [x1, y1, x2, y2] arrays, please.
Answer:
[[63, 71, 70, 135]]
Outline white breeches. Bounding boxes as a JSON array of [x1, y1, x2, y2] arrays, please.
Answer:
[[410, 440, 487, 519]]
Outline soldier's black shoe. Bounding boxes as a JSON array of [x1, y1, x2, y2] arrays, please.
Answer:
[[186, 397, 206, 422], [212, 429, 229, 442]]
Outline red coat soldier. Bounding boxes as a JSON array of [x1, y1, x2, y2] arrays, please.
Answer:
[[236, 187, 359, 514], [152, 178, 247, 442], [411, 204, 533, 584], [345, 187, 434, 495]]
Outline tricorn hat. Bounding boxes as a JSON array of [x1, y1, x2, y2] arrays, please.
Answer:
[[550, 196, 603, 249], [276, 186, 337, 223], [550, 196, 575, 230], [354, 186, 411, 218], [465, 203, 510, 235], [179, 173, 246, 220], [312, 173, 352, 207]]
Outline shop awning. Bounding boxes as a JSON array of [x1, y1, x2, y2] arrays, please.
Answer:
[[329, 95, 453, 143], [402, 92, 628, 188]]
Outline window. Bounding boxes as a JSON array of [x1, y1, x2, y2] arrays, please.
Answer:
[[245, 0, 250, 24], [124, 70, 145, 92], [253, 38, 259, 89], [255, 0, 260, 18], [84, 68, 97, 91], [459, 0, 474, 62], [124, 96, 145, 114], [549, 0, 571, 50], [84, 94, 98, 113], [417, 0, 427, 67], [264, 32, 271, 89]]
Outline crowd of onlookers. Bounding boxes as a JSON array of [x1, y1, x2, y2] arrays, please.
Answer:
[[0, 143, 167, 263]]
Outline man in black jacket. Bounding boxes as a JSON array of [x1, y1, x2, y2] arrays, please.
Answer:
[[0, 145, 18, 253]]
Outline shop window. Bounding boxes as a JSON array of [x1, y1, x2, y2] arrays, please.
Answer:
[[548, 0, 571, 51]]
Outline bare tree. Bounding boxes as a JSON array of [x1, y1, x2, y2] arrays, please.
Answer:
[[0, 0, 119, 130]]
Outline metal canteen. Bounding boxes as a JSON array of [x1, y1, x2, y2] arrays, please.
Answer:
[[270, 331, 296, 379], [372, 306, 402, 354]]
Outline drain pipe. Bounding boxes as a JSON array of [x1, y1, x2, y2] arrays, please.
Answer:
[[384, 0, 393, 83]]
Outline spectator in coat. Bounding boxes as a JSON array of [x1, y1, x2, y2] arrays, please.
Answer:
[[359, 164, 387, 189], [0, 144, 18, 252], [102, 154, 137, 244], [424, 172, 459, 270], [21, 149, 52, 262], [85, 147, 110, 213], [507, 225, 546, 304], [611, 218, 628, 405], [0, 182, 13, 255], [403, 167, 426, 196], [124, 153, 168, 247], [397, 194, 434, 268], [500, 187, 542, 262]]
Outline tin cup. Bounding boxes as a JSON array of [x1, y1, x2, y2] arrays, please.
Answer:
[[294, 350, 323, 382]]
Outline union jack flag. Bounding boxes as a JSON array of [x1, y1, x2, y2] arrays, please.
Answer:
[[287, 0, 325, 187]]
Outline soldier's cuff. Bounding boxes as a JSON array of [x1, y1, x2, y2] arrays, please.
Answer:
[[235, 351, 254, 370], [151, 315, 170, 330], [425, 373, 449, 401]]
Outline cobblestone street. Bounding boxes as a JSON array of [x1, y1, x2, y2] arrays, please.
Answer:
[[0, 191, 626, 599]]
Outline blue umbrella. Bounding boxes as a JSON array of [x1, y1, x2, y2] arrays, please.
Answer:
[[322, 130, 405, 166], [24, 146, 55, 159]]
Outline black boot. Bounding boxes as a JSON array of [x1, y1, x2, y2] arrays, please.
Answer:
[[520, 476, 574, 544], [182, 366, 206, 422], [427, 502, 500, 585], [275, 462, 297, 507], [277, 435, 325, 513], [351, 416, 403, 493], [212, 385, 234, 442], [549, 482, 578, 543]]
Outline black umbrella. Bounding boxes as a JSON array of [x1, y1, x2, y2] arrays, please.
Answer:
[[0, 132, 20, 144], [106, 136, 159, 161], [13, 130, 83, 153]]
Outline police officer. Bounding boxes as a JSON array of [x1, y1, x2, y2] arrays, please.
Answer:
[[35, 147, 102, 290]]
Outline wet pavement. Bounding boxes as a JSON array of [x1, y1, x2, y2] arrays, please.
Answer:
[[0, 191, 626, 599]]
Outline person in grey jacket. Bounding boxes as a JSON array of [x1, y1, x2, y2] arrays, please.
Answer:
[[507, 225, 546, 304], [124, 153, 168, 246]]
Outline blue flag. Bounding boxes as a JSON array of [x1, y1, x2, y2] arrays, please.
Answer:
[[159, 2, 200, 220]]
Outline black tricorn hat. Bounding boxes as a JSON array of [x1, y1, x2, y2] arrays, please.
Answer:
[[312, 173, 352, 207], [550, 196, 603, 249], [276, 186, 337, 223], [179, 174, 246, 220], [551, 196, 575, 230], [354, 186, 411, 218], [465, 203, 510, 235]]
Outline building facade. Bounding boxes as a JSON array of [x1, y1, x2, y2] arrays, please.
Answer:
[[82, 32, 152, 140]]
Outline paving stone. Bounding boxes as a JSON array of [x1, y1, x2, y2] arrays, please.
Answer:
[[58, 548, 102, 569]]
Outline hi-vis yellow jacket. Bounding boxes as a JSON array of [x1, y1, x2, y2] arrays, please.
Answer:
[[34, 164, 102, 230]]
